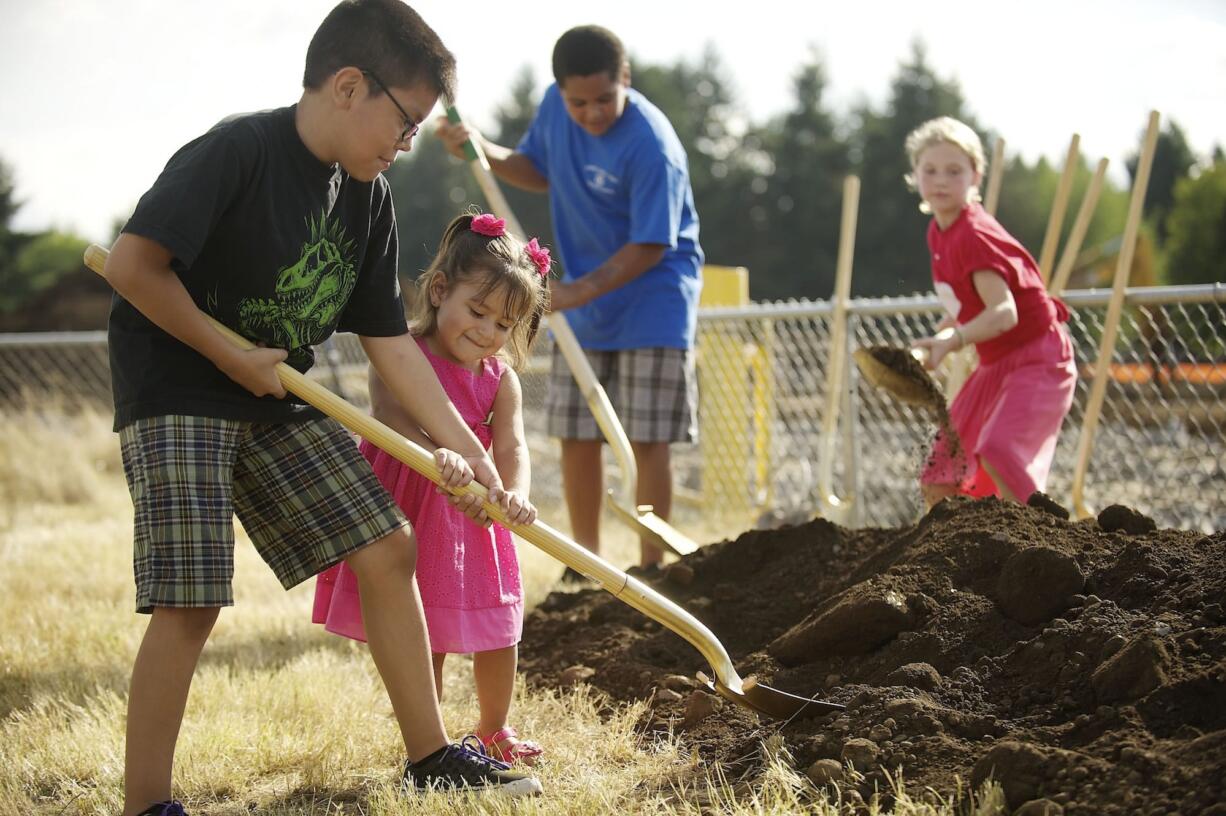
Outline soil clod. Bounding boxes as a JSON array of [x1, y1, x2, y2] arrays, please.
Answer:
[[1027, 490, 1071, 519], [1097, 503, 1158, 535]]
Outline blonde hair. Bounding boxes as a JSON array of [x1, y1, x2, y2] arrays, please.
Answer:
[[903, 116, 987, 212], [410, 211, 550, 369]]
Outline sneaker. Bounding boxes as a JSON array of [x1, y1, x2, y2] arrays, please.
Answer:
[[134, 802, 187, 816], [403, 741, 543, 797]]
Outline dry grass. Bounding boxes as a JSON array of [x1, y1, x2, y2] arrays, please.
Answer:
[[0, 409, 1003, 815]]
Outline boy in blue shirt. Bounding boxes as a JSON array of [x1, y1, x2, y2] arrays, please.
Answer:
[[436, 25, 703, 570], [106, 2, 541, 812]]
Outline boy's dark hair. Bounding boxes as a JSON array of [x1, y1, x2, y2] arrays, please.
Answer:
[[304, 0, 456, 100], [551, 25, 626, 84]]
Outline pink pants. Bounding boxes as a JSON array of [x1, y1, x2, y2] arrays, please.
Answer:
[[922, 323, 1076, 501]]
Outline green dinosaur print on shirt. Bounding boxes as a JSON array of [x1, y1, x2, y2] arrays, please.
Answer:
[[237, 212, 357, 362]]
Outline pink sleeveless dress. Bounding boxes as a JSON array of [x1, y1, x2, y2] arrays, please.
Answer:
[[312, 339, 524, 654]]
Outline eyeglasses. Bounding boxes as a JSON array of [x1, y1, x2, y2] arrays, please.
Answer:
[[362, 70, 420, 146]]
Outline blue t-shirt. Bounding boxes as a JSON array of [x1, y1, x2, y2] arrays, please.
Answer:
[[517, 85, 703, 350]]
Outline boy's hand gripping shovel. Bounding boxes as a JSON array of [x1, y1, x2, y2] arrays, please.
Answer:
[[84, 244, 841, 721], [443, 104, 699, 558]]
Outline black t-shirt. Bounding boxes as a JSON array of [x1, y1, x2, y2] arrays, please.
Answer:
[[109, 105, 408, 429]]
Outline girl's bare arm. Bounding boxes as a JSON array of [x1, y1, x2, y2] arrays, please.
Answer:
[[489, 368, 531, 496]]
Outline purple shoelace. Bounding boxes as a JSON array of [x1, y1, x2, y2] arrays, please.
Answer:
[[457, 735, 512, 771]]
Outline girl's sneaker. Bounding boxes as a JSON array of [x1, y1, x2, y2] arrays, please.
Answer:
[[476, 726, 544, 767], [403, 742, 542, 797], [134, 802, 187, 816]]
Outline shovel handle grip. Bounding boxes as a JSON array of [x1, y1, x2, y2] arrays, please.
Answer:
[[444, 104, 481, 163]]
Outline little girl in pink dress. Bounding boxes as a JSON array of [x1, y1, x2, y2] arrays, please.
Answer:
[[314, 212, 552, 766]]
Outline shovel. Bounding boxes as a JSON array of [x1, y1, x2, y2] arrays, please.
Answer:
[[84, 244, 841, 720], [853, 345, 946, 412], [443, 104, 698, 558]]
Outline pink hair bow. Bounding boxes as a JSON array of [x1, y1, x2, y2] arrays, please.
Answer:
[[470, 213, 506, 237], [525, 238, 551, 279]]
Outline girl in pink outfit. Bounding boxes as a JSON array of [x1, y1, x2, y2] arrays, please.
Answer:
[[314, 212, 551, 766], [905, 117, 1077, 509]]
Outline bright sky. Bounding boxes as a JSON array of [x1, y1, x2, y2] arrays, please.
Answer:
[[3, 0, 1224, 241]]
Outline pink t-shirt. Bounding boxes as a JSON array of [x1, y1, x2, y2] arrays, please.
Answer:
[[928, 203, 1068, 364]]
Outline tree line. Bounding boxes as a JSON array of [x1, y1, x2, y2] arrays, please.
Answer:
[[1, 44, 1221, 332]]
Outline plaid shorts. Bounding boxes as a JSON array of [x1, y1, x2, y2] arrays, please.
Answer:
[[545, 345, 698, 443], [119, 415, 406, 613]]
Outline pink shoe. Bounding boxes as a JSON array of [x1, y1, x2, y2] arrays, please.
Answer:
[[477, 726, 543, 767]]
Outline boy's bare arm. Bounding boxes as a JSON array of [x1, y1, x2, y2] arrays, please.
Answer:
[[360, 334, 500, 486], [489, 369, 530, 496], [105, 233, 286, 397], [368, 365, 432, 445], [482, 145, 550, 193], [548, 242, 667, 312]]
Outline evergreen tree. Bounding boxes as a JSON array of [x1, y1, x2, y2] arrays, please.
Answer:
[[1, 231, 89, 314], [751, 53, 849, 300], [995, 155, 1059, 257], [1164, 161, 1226, 286], [1127, 119, 1196, 244], [850, 43, 980, 296], [0, 159, 22, 275], [385, 137, 477, 290], [0, 160, 19, 228], [995, 153, 1130, 287], [631, 48, 755, 292], [489, 66, 555, 271]]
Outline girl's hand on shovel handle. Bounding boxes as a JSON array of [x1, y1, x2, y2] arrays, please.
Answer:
[[433, 448, 492, 527], [489, 487, 537, 528], [432, 448, 474, 489], [441, 453, 504, 528], [912, 327, 961, 370]]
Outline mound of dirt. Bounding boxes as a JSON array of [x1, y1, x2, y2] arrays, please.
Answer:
[[521, 497, 1226, 815]]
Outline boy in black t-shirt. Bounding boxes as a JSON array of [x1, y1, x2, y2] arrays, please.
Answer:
[[106, 3, 541, 813]]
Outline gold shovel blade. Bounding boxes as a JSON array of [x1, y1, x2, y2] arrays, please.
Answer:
[[853, 346, 945, 410], [698, 672, 845, 719], [604, 493, 699, 556]]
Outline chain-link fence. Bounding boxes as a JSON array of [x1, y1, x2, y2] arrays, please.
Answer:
[[2, 284, 1222, 534]]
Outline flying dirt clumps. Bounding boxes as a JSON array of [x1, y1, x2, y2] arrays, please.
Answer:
[[995, 546, 1085, 625]]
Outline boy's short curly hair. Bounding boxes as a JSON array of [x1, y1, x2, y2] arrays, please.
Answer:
[[551, 25, 626, 84], [303, 0, 456, 100]]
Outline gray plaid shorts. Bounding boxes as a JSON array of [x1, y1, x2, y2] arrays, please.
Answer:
[[118, 415, 406, 613], [544, 345, 698, 443]]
